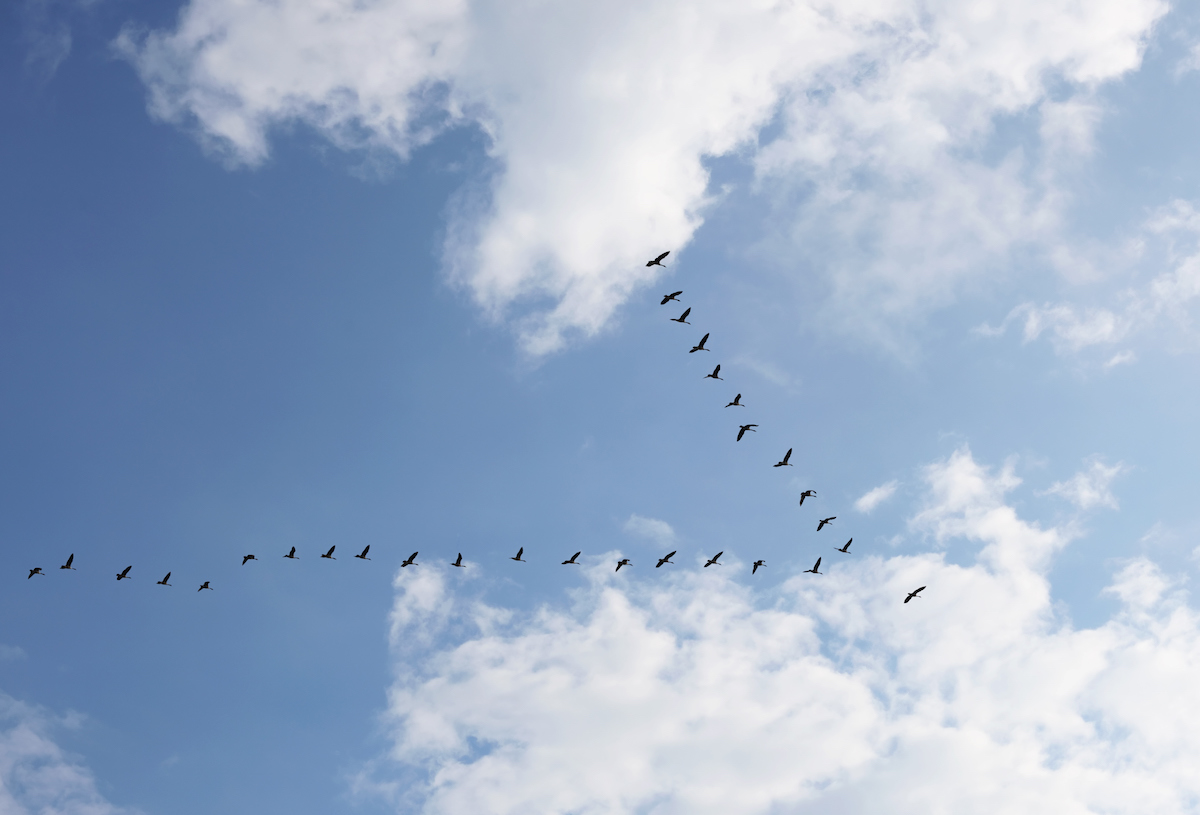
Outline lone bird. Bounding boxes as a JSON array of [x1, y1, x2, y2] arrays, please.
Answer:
[[116, 566, 132, 581], [355, 546, 371, 560], [670, 307, 691, 324], [798, 490, 816, 506], [284, 546, 298, 559], [242, 554, 256, 565], [704, 551, 724, 567], [737, 424, 758, 441], [562, 551, 581, 565], [803, 557, 822, 575], [648, 252, 670, 268], [615, 558, 631, 572], [817, 517, 836, 531], [157, 572, 172, 586], [752, 560, 766, 574], [28, 568, 43, 579], [774, 448, 793, 467], [511, 547, 526, 563], [835, 538, 852, 553], [689, 333, 710, 353], [904, 586, 926, 604], [400, 552, 418, 567], [452, 553, 465, 567], [725, 394, 743, 407], [321, 546, 336, 560], [198, 581, 212, 592], [705, 365, 723, 380], [656, 550, 676, 568], [660, 289, 683, 304], [60, 554, 75, 571]]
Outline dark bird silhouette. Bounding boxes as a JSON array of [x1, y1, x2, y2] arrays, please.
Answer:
[[28, 568, 43, 579], [724, 393, 743, 407], [905, 586, 926, 604], [774, 448, 793, 467], [60, 554, 75, 570], [452, 553, 465, 567], [798, 490, 816, 506], [689, 333, 710, 353], [660, 289, 683, 304], [511, 547, 526, 563], [803, 557, 822, 575], [355, 546, 371, 560], [737, 424, 758, 441], [242, 554, 256, 565], [321, 546, 336, 560], [752, 560, 766, 574], [615, 558, 631, 571], [198, 581, 212, 591], [670, 307, 691, 324], [836, 538, 852, 553], [704, 551, 724, 567], [116, 566, 132, 581], [562, 551, 581, 565], [817, 517, 836, 531], [157, 572, 172, 586], [284, 546, 298, 559], [656, 550, 676, 568], [705, 365, 723, 380], [401, 552, 418, 567], [648, 252, 670, 268]]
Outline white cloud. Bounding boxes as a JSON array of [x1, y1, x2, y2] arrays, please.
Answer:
[[117, 0, 1166, 354], [622, 514, 675, 546], [1045, 456, 1127, 510], [363, 446, 1200, 813], [854, 480, 898, 513], [0, 645, 26, 662]]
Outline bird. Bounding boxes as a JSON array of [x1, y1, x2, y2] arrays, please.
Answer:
[[198, 581, 212, 591], [704, 551, 724, 567], [615, 558, 631, 572], [774, 448, 793, 467], [562, 551, 581, 565], [242, 554, 256, 565], [670, 307, 691, 324], [321, 546, 336, 560], [752, 560, 766, 574], [27, 568, 43, 579], [656, 551, 676, 568], [798, 490, 816, 506], [401, 552, 418, 567], [511, 547, 526, 563], [284, 547, 298, 559], [355, 546, 371, 560], [60, 554, 75, 571], [660, 289, 683, 304], [705, 365, 723, 380], [737, 424, 758, 441], [648, 252, 670, 268], [157, 572, 172, 586], [817, 517, 836, 531], [724, 394, 743, 407], [452, 553, 465, 567], [803, 557, 822, 575], [836, 538, 852, 553], [689, 333, 710, 353], [904, 586, 926, 604], [116, 566, 132, 581]]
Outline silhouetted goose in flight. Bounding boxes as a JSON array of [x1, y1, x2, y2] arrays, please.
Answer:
[[705, 365, 723, 380], [355, 546, 371, 560], [798, 490, 816, 506], [803, 557, 822, 575], [817, 517, 836, 531], [835, 538, 852, 553], [904, 586, 925, 603], [284, 547, 297, 559], [752, 560, 765, 574], [648, 252, 670, 268], [615, 558, 631, 571], [660, 289, 682, 304], [725, 393, 743, 407], [562, 551, 581, 565], [198, 581, 212, 591], [737, 424, 757, 441], [321, 546, 336, 560], [28, 568, 43, 579], [400, 552, 418, 567], [689, 333, 710, 353], [774, 448, 793, 467], [511, 547, 526, 563], [704, 551, 724, 567], [452, 553, 465, 567], [242, 554, 256, 565], [116, 566, 132, 581], [670, 307, 691, 324], [60, 554, 75, 570], [656, 550, 676, 568], [157, 572, 172, 586]]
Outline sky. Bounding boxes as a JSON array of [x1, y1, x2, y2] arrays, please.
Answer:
[[5, 0, 1200, 812]]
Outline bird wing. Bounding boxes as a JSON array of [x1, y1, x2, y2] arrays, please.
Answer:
[[288, 547, 295, 556], [784, 449, 792, 463], [657, 252, 670, 263], [813, 557, 821, 571], [408, 552, 419, 562], [163, 572, 171, 582], [914, 586, 925, 595], [65, 554, 73, 568], [737, 427, 746, 440], [666, 550, 676, 560], [700, 332, 709, 345], [326, 546, 336, 556], [121, 566, 130, 576], [679, 308, 690, 320], [516, 547, 523, 559], [361, 546, 371, 556], [571, 551, 581, 561]]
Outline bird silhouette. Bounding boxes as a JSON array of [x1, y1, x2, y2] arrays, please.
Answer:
[[452, 553, 465, 567], [116, 566, 132, 581], [904, 586, 926, 603], [355, 546, 371, 560], [798, 490, 816, 506], [284, 546, 298, 559], [725, 394, 743, 407], [752, 560, 766, 574], [660, 289, 683, 304], [774, 448, 793, 467], [835, 538, 852, 553], [27, 568, 43, 579], [737, 424, 758, 441], [705, 365, 723, 380], [400, 552, 418, 567], [511, 547, 526, 563], [817, 517, 836, 531], [648, 252, 670, 268], [321, 546, 336, 560], [689, 333, 710, 353], [803, 557, 822, 575], [615, 558, 631, 572], [562, 551, 581, 565], [656, 550, 676, 568], [198, 581, 212, 592], [704, 551, 724, 567], [670, 307, 691, 324], [157, 572, 172, 586], [242, 554, 256, 565], [60, 554, 75, 571]]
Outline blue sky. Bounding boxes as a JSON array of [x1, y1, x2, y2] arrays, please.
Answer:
[[5, 0, 1200, 812]]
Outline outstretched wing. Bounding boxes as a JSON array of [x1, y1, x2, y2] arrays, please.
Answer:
[[64, 554, 73, 568], [737, 426, 746, 441], [678, 308, 691, 321], [325, 546, 336, 557], [162, 572, 171, 582], [288, 546, 296, 556], [516, 547, 524, 559], [360, 545, 370, 557], [656, 252, 670, 263], [813, 557, 821, 572], [783, 449, 792, 464]]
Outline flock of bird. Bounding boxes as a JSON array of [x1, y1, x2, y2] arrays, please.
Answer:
[[22, 250, 925, 604]]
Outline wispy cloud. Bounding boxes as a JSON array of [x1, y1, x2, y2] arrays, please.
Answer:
[[1044, 456, 1128, 510], [854, 480, 898, 513], [622, 514, 675, 547]]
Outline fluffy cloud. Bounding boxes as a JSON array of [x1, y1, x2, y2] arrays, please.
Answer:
[[117, 0, 1166, 353], [362, 446, 1200, 813], [854, 480, 898, 513], [1045, 456, 1127, 510], [621, 514, 675, 546]]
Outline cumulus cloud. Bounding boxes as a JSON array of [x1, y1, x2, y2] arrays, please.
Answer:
[[117, 0, 1166, 353], [362, 446, 1200, 813], [854, 480, 898, 513], [621, 514, 675, 546], [1044, 456, 1128, 510]]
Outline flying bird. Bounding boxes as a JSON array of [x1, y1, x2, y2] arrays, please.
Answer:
[[689, 333, 710, 353], [737, 424, 758, 441], [615, 558, 631, 572], [562, 551, 581, 565], [904, 586, 926, 604], [798, 490, 816, 506], [705, 365, 723, 380], [242, 554, 256, 565], [656, 551, 676, 568], [284, 546, 297, 559], [321, 546, 336, 560], [198, 581, 212, 592], [724, 394, 743, 407], [648, 252, 670, 268], [817, 517, 836, 531], [803, 557, 822, 575], [836, 538, 853, 553], [511, 547, 526, 563], [752, 560, 766, 574], [400, 552, 418, 567], [355, 546, 371, 560], [670, 307, 691, 324], [452, 553, 465, 567], [116, 566, 132, 581], [704, 551, 724, 567], [27, 568, 43, 579], [660, 289, 683, 304], [157, 572, 172, 586], [60, 554, 75, 571], [774, 448, 793, 467]]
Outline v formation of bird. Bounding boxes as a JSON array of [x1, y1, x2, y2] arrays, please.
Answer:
[[22, 251, 923, 604]]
